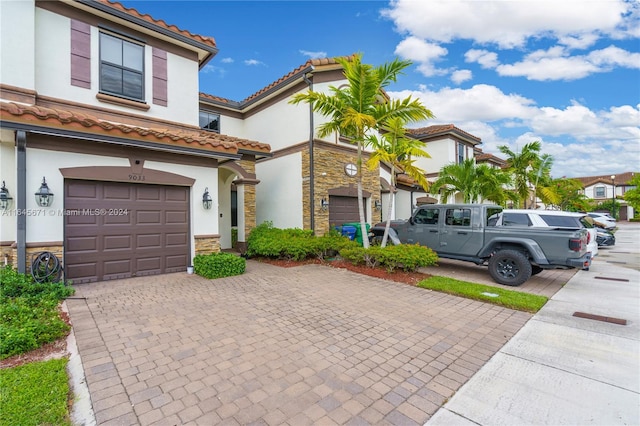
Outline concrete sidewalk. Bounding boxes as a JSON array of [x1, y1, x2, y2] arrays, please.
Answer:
[[427, 222, 640, 425]]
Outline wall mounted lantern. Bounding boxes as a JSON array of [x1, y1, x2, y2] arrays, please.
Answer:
[[374, 199, 382, 211], [321, 198, 329, 211], [0, 181, 12, 210], [202, 187, 213, 210], [35, 177, 54, 207]]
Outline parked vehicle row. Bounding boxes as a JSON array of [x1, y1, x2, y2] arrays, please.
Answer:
[[370, 204, 593, 286], [587, 212, 617, 230]]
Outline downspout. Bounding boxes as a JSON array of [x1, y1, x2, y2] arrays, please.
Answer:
[[16, 131, 26, 273], [303, 72, 315, 232]]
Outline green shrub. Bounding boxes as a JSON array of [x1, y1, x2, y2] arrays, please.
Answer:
[[339, 244, 438, 272], [0, 266, 73, 360], [194, 252, 246, 279], [0, 267, 74, 301], [247, 222, 357, 260]]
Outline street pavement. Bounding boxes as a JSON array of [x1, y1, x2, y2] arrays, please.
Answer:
[[427, 222, 640, 425]]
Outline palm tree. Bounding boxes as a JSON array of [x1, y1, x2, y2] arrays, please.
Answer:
[[498, 141, 542, 208], [430, 159, 512, 204], [290, 53, 432, 248], [366, 117, 433, 247]]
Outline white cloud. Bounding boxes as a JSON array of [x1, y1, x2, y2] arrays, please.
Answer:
[[299, 50, 327, 59], [381, 0, 632, 49], [394, 36, 448, 76], [200, 64, 225, 76], [388, 85, 640, 177], [465, 49, 499, 69], [451, 69, 472, 85], [244, 59, 265, 66], [491, 45, 640, 81], [221, 57, 234, 64]]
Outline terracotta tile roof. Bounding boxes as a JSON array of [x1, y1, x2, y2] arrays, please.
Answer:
[[0, 102, 272, 156], [574, 172, 636, 187], [475, 152, 507, 166], [96, 0, 216, 48], [200, 55, 356, 106], [407, 124, 481, 143]]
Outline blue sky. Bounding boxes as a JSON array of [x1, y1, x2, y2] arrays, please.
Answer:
[[128, 0, 640, 179]]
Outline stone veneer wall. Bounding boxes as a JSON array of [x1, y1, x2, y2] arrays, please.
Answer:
[[194, 235, 221, 256], [24, 243, 64, 275], [238, 158, 258, 248], [302, 144, 381, 235]]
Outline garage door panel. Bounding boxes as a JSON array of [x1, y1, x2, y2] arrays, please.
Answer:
[[66, 236, 97, 252], [137, 186, 161, 200], [166, 254, 188, 269], [166, 210, 188, 224], [137, 234, 162, 249], [66, 182, 98, 199], [137, 210, 162, 224], [103, 235, 132, 250], [103, 214, 132, 225], [66, 214, 99, 225], [103, 185, 132, 200], [65, 180, 189, 282], [166, 233, 188, 246]]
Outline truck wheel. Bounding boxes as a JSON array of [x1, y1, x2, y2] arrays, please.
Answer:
[[488, 249, 532, 286]]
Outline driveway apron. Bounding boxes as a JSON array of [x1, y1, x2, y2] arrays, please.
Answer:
[[66, 261, 531, 425]]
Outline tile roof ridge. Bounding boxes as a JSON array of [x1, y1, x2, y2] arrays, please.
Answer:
[[0, 101, 239, 153], [96, 0, 216, 48]]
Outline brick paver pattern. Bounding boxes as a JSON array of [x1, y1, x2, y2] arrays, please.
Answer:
[[67, 261, 532, 425]]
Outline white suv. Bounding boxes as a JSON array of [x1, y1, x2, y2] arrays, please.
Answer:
[[500, 210, 598, 261], [587, 212, 617, 230]]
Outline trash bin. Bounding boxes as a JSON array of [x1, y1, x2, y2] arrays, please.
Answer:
[[343, 222, 370, 246], [341, 225, 357, 241]]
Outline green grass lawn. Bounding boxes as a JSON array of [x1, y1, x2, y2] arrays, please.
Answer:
[[0, 358, 71, 426], [418, 276, 549, 313]]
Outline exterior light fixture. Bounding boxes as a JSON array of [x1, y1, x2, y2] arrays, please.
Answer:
[[0, 181, 12, 210], [35, 177, 54, 207], [374, 199, 382, 211], [202, 187, 212, 210], [611, 175, 616, 218], [321, 198, 329, 211]]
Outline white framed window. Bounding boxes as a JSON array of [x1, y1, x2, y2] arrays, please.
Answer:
[[99, 32, 144, 101], [594, 186, 606, 198], [457, 143, 465, 164]]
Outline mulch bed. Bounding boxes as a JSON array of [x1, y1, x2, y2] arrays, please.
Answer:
[[257, 257, 431, 286]]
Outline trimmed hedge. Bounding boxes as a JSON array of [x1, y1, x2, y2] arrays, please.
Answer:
[[193, 252, 246, 279], [339, 244, 438, 272], [246, 222, 358, 261]]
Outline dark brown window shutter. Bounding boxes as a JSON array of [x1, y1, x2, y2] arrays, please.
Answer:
[[152, 47, 168, 106], [70, 20, 91, 88]]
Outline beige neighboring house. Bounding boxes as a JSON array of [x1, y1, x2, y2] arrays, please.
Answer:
[[0, 0, 270, 283], [575, 172, 637, 220]]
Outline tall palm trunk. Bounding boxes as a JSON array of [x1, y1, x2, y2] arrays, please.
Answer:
[[356, 139, 370, 248], [380, 164, 397, 248]]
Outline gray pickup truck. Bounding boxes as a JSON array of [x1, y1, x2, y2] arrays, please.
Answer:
[[370, 204, 592, 286]]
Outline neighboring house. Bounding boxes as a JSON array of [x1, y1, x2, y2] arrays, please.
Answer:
[[575, 172, 637, 220], [199, 57, 381, 237], [389, 125, 483, 218], [0, 0, 270, 283]]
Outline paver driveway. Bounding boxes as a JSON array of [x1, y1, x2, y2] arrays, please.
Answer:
[[67, 260, 531, 425]]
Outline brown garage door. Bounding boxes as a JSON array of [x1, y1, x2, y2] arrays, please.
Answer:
[[64, 180, 189, 283], [329, 195, 365, 226]]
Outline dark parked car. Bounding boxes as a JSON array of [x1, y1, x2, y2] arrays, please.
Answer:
[[596, 229, 616, 247]]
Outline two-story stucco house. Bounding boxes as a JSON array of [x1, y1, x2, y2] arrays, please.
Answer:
[[0, 0, 270, 283], [576, 172, 637, 220]]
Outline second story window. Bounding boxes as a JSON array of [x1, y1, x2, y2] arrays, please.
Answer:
[[595, 186, 605, 198], [100, 32, 144, 101], [199, 111, 220, 133], [457, 143, 465, 164]]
